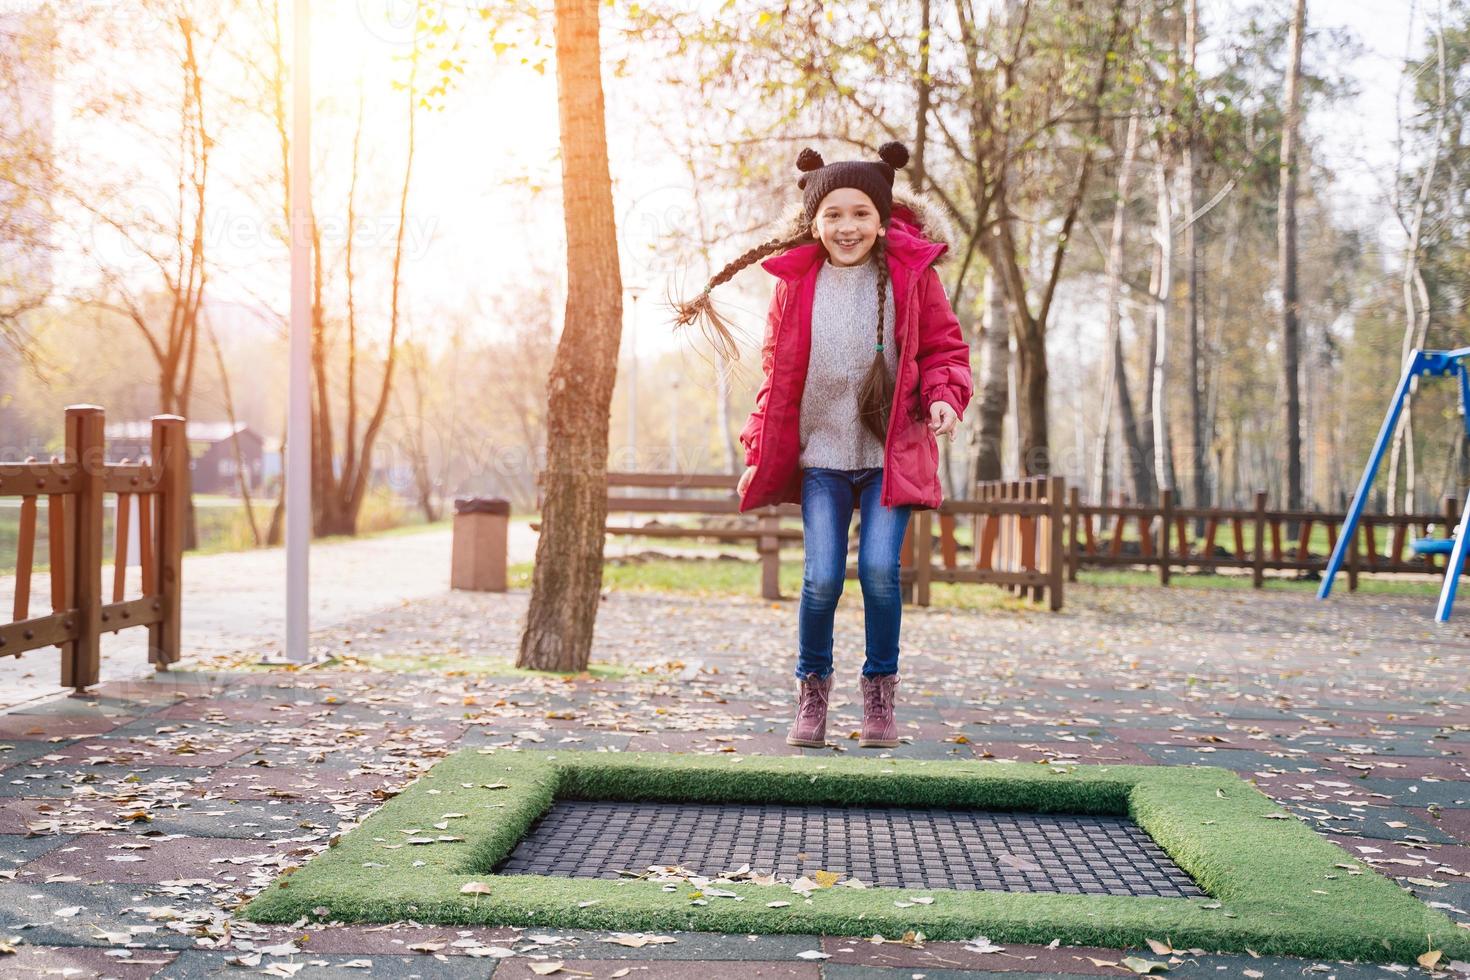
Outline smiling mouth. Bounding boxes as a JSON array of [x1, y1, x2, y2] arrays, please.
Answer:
[[836, 239, 861, 249]]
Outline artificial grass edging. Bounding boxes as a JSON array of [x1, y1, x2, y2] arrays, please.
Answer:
[[242, 749, 1467, 964]]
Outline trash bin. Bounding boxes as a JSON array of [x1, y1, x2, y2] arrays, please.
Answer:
[[451, 497, 510, 592]]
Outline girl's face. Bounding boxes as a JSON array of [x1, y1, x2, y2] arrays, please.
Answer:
[[813, 187, 885, 267]]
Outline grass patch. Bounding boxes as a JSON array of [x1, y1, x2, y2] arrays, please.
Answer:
[[504, 552, 1441, 606], [243, 749, 1465, 963], [1078, 568, 1442, 597], [507, 559, 1048, 614]]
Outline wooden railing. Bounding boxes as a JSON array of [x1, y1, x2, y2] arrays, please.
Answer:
[[532, 471, 1064, 608], [1, 406, 186, 691], [1064, 488, 1456, 588], [527, 471, 1459, 610], [913, 475, 1065, 609]]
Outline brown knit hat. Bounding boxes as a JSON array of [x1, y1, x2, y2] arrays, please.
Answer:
[[797, 141, 911, 226]]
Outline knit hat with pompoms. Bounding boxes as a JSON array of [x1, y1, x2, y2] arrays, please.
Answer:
[[796, 141, 910, 227], [669, 140, 912, 364]]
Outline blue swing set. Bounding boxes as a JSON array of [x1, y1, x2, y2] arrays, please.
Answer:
[[1318, 347, 1470, 621]]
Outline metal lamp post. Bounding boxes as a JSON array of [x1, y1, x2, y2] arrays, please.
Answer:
[[282, 0, 312, 664]]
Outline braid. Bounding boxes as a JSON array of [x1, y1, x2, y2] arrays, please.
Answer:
[[856, 235, 895, 445], [669, 226, 815, 363]]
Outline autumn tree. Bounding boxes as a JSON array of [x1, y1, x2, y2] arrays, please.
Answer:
[[517, 0, 624, 672]]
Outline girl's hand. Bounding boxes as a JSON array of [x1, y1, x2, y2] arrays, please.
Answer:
[[737, 464, 758, 496], [928, 400, 959, 439]]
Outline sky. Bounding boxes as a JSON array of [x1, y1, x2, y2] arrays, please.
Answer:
[[35, 0, 1434, 367]]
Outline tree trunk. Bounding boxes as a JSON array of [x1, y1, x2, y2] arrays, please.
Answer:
[[1092, 111, 1141, 503], [518, 0, 624, 672], [1184, 0, 1208, 514], [1115, 320, 1152, 506], [1387, 26, 1447, 515], [1279, 0, 1307, 513], [974, 268, 1009, 482], [912, 0, 930, 192], [1152, 152, 1174, 494], [1135, 241, 1161, 505]]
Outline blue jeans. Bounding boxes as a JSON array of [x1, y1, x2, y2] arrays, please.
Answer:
[[796, 466, 912, 681]]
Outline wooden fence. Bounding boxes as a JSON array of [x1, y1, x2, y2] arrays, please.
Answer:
[[1, 406, 186, 691], [536, 471, 1064, 608], [909, 476, 1066, 609], [1064, 487, 1456, 588], [534, 469, 1462, 607]]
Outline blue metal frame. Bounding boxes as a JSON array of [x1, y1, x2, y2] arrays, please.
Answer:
[[1318, 347, 1470, 621]]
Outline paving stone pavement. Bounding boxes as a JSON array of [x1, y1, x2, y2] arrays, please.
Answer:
[[0, 578, 1468, 977]]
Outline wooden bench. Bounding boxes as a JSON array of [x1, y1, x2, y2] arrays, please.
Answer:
[[530, 471, 1065, 609]]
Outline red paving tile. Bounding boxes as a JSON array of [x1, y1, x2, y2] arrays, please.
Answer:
[[192, 764, 392, 800], [1316, 755, 1470, 781], [489, 962, 819, 979], [152, 698, 327, 723], [1410, 806, 1470, 845], [1323, 833, 1470, 875], [38, 738, 254, 768], [821, 934, 1126, 974], [0, 797, 117, 834], [0, 714, 135, 739], [3, 944, 177, 978], [18, 833, 278, 883], [297, 924, 524, 954], [968, 741, 1158, 765]]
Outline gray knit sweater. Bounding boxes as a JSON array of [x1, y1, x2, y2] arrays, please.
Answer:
[[799, 255, 898, 470]]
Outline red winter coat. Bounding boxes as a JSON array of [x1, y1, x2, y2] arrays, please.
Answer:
[[736, 188, 973, 513]]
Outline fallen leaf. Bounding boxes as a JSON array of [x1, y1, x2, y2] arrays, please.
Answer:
[[604, 933, 677, 948], [1120, 956, 1169, 974]]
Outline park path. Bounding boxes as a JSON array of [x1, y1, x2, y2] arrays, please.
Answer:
[[0, 522, 527, 709], [1, 579, 1468, 977], [0, 519, 743, 709]]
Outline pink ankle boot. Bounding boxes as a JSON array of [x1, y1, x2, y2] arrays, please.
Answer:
[[786, 672, 834, 748], [859, 673, 900, 748]]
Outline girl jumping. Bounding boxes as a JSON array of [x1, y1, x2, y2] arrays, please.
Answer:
[[674, 141, 973, 750]]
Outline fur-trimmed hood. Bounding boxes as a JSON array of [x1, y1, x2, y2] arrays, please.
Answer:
[[769, 184, 959, 268]]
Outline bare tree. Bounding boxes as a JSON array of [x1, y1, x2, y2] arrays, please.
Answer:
[[1278, 0, 1307, 513], [518, 0, 624, 673], [1386, 16, 1448, 515], [1091, 111, 1144, 503]]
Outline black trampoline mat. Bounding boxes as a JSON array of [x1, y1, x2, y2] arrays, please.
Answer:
[[494, 799, 1206, 898]]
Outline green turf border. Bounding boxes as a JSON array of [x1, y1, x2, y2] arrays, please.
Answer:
[[242, 749, 1467, 963]]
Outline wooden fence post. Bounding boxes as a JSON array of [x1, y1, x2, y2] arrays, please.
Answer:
[[1048, 476, 1065, 611], [1252, 490, 1267, 589], [148, 415, 186, 670], [1159, 488, 1173, 587], [1066, 485, 1080, 582], [60, 405, 105, 692], [757, 510, 781, 601], [915, 510, 932, 607], [1347, 517, 1360, 591], [1444, 495, 1459, 576]]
